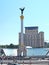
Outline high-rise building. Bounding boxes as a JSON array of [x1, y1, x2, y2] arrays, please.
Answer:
[[38, 32, 44, 47], [25, 27, 38, 47], [19, 26, 44, 48]]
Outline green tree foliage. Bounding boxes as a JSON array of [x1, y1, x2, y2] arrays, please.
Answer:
[[0, 43, 19, 48]]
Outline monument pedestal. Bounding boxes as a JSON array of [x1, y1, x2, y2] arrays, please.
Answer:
[[17, 45, 26, 57]]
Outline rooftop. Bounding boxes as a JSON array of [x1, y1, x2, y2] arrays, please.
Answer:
[[25, 26, 38, 30]]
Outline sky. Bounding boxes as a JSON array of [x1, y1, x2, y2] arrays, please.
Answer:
[[0, 0, 49, 45]]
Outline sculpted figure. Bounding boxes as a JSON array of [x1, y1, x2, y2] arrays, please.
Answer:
[[20, 7, 25, 14]]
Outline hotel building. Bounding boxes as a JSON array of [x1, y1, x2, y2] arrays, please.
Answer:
[[19, 27, 44, 48]]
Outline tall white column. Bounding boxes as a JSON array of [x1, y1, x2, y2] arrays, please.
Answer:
[[17, 8, 26, 56], [21, 16, 23, 46]]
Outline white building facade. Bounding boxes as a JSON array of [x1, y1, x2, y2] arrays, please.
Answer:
[[19, 27, 44, 48]]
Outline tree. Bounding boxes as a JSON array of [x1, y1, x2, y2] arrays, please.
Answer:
[[9, 43, 14, 48]]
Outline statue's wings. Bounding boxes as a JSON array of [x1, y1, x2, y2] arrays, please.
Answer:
[[19, 7, 25, 11]]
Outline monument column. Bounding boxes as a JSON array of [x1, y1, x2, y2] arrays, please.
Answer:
[[17, 8, 26, 57], [20, 8, 24, 47]]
